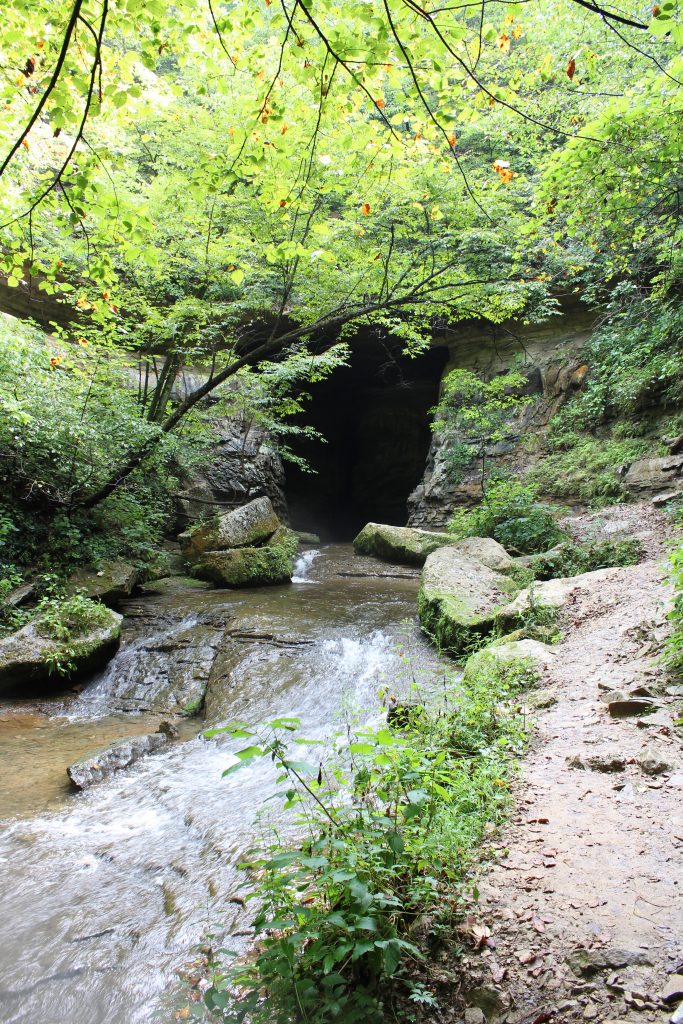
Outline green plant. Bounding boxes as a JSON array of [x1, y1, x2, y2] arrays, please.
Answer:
[[35, 592, 111, 676], [530, 538, 643, 581], [665, 532, 683, 676], [204, 658, 535, 1022], [448, 478, 565, 555], [433, 369, 534, 486], [528, 426, 651, 505]]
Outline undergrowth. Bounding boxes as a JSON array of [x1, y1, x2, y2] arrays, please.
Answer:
[[202, 656, 537, 1023], [447, 478, 564, 555]]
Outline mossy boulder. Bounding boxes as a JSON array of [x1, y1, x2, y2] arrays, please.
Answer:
[[195, 527, 299, 588], [462, 639, 555, 685], [418, 547, 517, 656], [0, 605, 122, 691], [179, 495, 280, 560], [67, 559, 139, 607], [353, 522, 459, 565]]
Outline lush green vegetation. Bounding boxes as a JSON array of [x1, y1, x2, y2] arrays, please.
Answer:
[[448, 478, 564, 555], [202, 655, 538, 1022]]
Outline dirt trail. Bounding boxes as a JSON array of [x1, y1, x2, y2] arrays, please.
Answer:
[[453, 504, 683, 1024]]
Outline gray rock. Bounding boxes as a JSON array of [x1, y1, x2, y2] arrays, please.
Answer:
[[466, 985, 510, 1020], [623, 455, 683, 496], [0, 606, 122, 691], [353, 522, 459, 565], [418, 547, 517, 656], [195, 527, 298, 588], [465, 1009, 486, 1024], [463, 639, 555, 685], [453, 537, 515, 573], [638, 747, 673, 776], [140, 576, 213, 595], [67, 732, 167, 789], [526, 688, 558, 709], [608, 698, 657, 718], [179, 496, 280, 560], [92, 618, 223, 715], [568, 752, 626, 773], [567, 947, 652, 976], [661, 975, 683, 1004], [67, 559, 139, 606], [497, 568, 623, 627]]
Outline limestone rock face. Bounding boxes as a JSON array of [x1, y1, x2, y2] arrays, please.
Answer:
[[353, 522, 458, 565], [418, 547, 517, 655], [462, 638, 555, 684], [0, 607, 122, 691], [622, 454, 683, 496], [175, 419, 288, 523], [179, 496, 280, 560], [67, 732, 168, 789], [195, 527, 299, 588]]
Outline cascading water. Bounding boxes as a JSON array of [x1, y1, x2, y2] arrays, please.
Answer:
[[0, 545, 444, 1024]]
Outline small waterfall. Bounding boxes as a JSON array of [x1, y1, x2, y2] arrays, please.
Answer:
[[291, 547, 320, 583]]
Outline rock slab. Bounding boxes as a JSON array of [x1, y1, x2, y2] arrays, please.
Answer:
[[353, 522, 458, 565], [179, 495, 280, 560], [418, 546, 516, 655], [67, 732, 168, 789]]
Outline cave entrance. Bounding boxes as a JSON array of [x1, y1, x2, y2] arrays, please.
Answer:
[[285, 338, 448, 541]]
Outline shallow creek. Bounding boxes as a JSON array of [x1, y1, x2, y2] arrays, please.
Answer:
[[0, 545, 446, 1024]]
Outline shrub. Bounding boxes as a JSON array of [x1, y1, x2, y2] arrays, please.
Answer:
[[448, 478, 564, 555], [530, 538, 643, 581], [203, 658, 536, 1022], [665, 534, 683, 675]]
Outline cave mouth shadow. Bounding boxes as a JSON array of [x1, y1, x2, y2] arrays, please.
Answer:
[[285, 338, 448, 542]]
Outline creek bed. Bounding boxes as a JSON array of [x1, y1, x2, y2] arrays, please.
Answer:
[[0, 545, 445, 1024]]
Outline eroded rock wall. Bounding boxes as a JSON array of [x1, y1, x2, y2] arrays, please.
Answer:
[[408, 304, 596, 528]]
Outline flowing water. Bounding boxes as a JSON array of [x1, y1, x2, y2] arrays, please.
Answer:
[[0, 546, 446, 1024]]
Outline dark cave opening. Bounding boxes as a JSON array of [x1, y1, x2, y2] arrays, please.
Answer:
[[285, 338, 448, 541]]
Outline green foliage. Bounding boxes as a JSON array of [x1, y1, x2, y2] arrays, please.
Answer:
[[448, 478, 564, 555], [528, 426, 651, 505], [35, 591, 111, 676], [433, 369, 533, 484], [529, 539, 643, 581], [665, 530, 683, 675], [204, 656, 535, 1022]]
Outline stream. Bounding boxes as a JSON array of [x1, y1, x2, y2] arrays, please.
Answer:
[[0, 545, 446, 1024]]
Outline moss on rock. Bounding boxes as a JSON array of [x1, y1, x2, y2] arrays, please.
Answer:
[[353, 522, 459, 565], [196, 527, 299, 588], [417, 546, 517, 657]]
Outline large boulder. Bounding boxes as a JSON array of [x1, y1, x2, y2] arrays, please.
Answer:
[[178, 496, 280, 560], [195, 527, 299, 588], [67, 559, 139, 607], [622, 454, 683, 496], [0, 605, 122, 691], [353, 523, 459, 565], [496, 567, 622, 628], [418, 547, 517, 656], [452, 537, 516, 574], [463, 639, 555, 685], [67, 731, 168, 789]]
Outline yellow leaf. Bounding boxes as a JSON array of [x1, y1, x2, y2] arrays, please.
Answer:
[[497, 34, 511, 53]]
